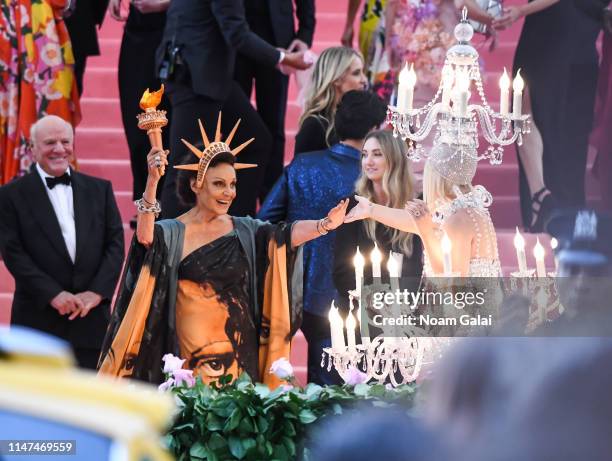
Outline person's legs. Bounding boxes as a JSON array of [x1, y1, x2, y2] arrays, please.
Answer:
[[118, 26, 169, 202], [162, 66, 221, 218], [516, 86, 555, 231], [73, 347, 101, 370], [222, 82, 272, 217], [300, 312, 343, 385]]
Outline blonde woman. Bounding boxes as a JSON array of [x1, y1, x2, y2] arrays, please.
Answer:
[[333, 130, 423, 310], [294, 46, 367, 155], [345, 143, 501, 277]]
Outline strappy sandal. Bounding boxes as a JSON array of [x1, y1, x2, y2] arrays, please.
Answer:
[[529, 187, 556, 233]]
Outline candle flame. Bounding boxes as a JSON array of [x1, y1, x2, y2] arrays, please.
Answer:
[[399, 63, 417, 87], [353, 246, 365, 268], [499, 68, 510, 90], [441, 232, 452, 253], [514, 226, 525, 250], [328, 300, 338, 322], [371, 242, 382, 265], [513, 69, 524, 92], [533, 237, 545, 259], [550, 237, 558, 250], [139, 85, 165, 111]]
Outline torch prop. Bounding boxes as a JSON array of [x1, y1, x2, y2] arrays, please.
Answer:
[[137, 85, 168, 175]]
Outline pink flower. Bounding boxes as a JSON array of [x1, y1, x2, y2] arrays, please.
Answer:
[[269, 358, 294, 380], [343, 366, 369, 386], [172, 368, 196, 388], [162, 354, 185, 373], [280, 384, 294, 394], [158, 377, 175, 392]]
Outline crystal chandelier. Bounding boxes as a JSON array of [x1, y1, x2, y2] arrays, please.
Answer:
[[387, 7, 531, 165]]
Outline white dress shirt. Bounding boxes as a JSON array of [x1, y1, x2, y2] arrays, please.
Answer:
[[36, 163, 76, 263]]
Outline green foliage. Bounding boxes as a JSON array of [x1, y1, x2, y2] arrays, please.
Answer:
[[166, 374, 416, 461]]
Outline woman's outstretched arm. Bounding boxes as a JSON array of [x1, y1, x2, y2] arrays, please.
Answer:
[[136, 147, 168, 247], [290, 199, 349, 247], [344, 195, 421, 235]]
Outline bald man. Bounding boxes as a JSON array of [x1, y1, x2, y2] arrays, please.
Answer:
[[0, 116, 124, 369]]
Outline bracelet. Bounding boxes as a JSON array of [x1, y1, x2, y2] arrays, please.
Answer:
[[321, 216, 333, 232], [316, 218, 328, 235], [141, 195, 156, 206], [135, 198, 161, 218]]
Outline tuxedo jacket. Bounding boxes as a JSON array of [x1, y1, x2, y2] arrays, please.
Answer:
[[0, 169, 124, 350], [157, 0, 282, 100], [246, 0, 315, 48]]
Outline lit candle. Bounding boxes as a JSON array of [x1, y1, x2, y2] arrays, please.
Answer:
[[514, 226, 528, 274], [441, 64, 454, 109], [354, 246, 364, 297], [387, 251, 400, 291], [512, 69, 524, 119], [441, 232, 452, 276], [397, 63, 417, 114], [328, 301, 345, 352], [499, 68, 510, 116], [352, 294, 370, 347], [550, 237, 559, 274], [346, 312, 357, 353], [453, 69, 470, 118], [533, 237, 546, 278], [371, 243, 382, 280]]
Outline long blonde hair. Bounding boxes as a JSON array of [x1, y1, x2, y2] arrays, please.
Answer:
[[299, 46, 363, 145], [355, 130, 416, 256], [422, 160, 472, 209]]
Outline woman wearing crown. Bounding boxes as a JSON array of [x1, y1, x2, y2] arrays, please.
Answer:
[[345, 141, 501, 278], [98, 114, 349, 387]]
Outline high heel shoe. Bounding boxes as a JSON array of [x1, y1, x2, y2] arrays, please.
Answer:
[[529, 187, 556, 233]]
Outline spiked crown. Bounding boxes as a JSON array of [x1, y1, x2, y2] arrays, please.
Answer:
[[174, 112, 257, 187]]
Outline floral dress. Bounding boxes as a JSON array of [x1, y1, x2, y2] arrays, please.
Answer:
[[0, 0, 80, 184], [372, 0, 456, 103]]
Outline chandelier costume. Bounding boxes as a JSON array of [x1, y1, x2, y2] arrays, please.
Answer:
[[423, 142, 501, 278], [99, 117, 300, 389]]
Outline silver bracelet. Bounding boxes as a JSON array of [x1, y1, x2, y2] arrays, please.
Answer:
[[135, 197, 161, 217]]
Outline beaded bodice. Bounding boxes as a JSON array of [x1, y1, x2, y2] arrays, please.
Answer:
[[425, 185, 502, 277]]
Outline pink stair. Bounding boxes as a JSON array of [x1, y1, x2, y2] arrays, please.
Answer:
[[0, 0, 602, 382]]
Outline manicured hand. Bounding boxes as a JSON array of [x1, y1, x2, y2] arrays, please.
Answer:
[[147, 147, 169, 181], [326, 199, 350, 230], [341, 25, 354, 47], [109, 0, 126, 21], [288, 39, 309, 52], [344, 195, 372, 223]]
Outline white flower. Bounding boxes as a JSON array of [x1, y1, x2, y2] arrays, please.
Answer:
[[269, 358, 294, 380], [40, 43, 62, 67], [158, 377, 175, 392], [162, 353, 186, 373]]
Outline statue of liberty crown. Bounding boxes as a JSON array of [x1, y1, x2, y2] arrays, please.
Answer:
[[174, 112, 257, 187]]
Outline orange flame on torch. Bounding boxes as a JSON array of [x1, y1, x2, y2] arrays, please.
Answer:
[[139, 84, 165, 111]]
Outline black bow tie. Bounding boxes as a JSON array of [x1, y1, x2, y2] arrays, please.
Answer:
[[45, 173, 71, 189]]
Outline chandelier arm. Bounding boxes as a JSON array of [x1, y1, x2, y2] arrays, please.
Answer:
[[472, 106, 520, 146], [394, 103, 444, 142]]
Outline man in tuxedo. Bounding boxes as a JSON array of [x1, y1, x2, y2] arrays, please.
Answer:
[[156, 0, 312, 219], [235, 0, 315, 201], [65, 0, 110, 95], [0, 115, 124, 369]]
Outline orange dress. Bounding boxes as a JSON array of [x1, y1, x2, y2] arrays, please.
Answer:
[[0, 0, 81, 184]]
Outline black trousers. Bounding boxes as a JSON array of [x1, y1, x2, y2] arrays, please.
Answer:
[[118, 24, 170, 200], [161, 66, 272, 218], [300, 312, 343, 385], [235, 53, 289, 202], [74, 347, 101, 370]]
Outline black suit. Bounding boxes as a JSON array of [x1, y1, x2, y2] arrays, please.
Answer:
[[0, 169, 124, 368], [65, 0, 110, 94], [156, 0, 282, 218], [235, 0, 315, 201]]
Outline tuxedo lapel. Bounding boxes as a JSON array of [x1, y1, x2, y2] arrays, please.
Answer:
[[21, 172, 73, 264], [71, 172, 92, 267]]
